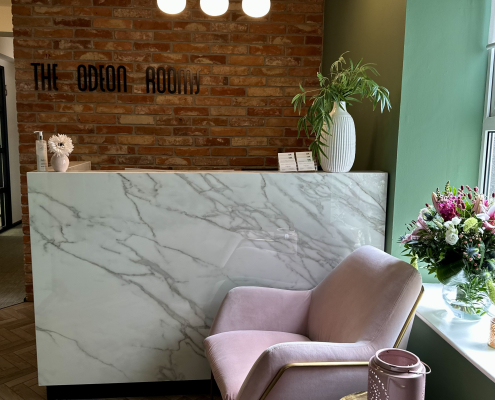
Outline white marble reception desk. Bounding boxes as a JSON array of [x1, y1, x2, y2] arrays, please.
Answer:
[[28, 170, 387, 386]]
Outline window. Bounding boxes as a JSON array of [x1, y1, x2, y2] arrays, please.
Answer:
[[480, 3, 495, 194]]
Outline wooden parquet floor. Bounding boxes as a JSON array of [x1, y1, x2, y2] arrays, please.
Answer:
[[0, 303, 220, 400]]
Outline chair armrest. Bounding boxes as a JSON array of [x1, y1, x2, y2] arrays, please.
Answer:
[[237, 341, 375, 400], [209, 286, 312, 336]]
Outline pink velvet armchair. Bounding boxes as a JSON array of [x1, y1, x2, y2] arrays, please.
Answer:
[[204, 246, 423, 400]]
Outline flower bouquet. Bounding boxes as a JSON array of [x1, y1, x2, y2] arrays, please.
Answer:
[[400, 182, 495, 319], [48, 134, 73, 172]]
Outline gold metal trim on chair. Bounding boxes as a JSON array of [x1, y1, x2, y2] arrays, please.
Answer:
[[258, 286, 425, 400]]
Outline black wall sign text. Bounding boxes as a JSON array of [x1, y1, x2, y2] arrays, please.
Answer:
[[77, 64, 127, 93], [146, 67, 200, 94]]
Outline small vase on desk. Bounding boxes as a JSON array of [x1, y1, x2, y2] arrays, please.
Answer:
[[51, 154, 69, 172]]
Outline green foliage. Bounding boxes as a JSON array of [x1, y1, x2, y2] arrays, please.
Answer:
[[291, 52, 391, 162]]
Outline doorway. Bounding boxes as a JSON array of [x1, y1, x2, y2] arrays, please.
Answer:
[[0, 62, 25, 309]]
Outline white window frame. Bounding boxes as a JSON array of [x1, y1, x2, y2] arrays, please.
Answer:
[[479, 47, 495, 194]]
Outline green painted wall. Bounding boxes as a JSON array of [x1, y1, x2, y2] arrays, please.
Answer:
[[408, 317, 495, 399], [322, 0, 408, 252], [391, 0, 491, 282]]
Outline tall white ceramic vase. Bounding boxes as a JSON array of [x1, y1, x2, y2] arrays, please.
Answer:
[[320, 101, 356, 172]]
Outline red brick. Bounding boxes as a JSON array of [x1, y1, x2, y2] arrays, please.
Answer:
[[247, 87, 283, 97], [210, 87, 245, 96], [38, 113, 77, 123], [114, 8, 152, 18], [54, 39, 92, 49], [230, 56, 264, 65], [157, 137, 193, 145], [265, 57, 301, 66], [97, 125, 133, 134], [153, 53, 189, 63], [156, 157, 191, 166], [13, 16, 52, 28], [155, 31, 192, 41], [232, 34, 267, 44], [77, 93, 116, 103], [136, 127, 173, 135], [54, 17, 91, 27], [134, 20, 172, 30], [248, 107, 282, 116], [232, 137, 267, 146], [211, 127, 246, 136], [58, 124, 95, 134], [173, 127, 209, 136], [12, 5, 32, 16], [305, 36, 323, 45], [230, 77, 265, 86], [100, 145, 136, 154], [250, 45, 283, 55], [137, 146, 173, 155], [209, 147, 245, 157], [250, 24, 285, 34], [230, 117, 264, 127], [211, 45, 247, 54], [190, 55, 226, 64], [211, 23, 247, 32], [119, 115, 154, 124], [93, 0, 132, 6], [248, 147, 278, 156], [286, 46, 322, 56], [269, 36, 305, 45], [74, 51, 112, 60], [211, 66, 249, 75], [195, 137, 230, 146], [72, 144, 99, 154], [74, 6, 113, 16], [95, 41, 133, 50], [195, 97, 231, 106], [134, 43, 171, 52], [286, 4, 322, 12], [230, 157, 264, 166], [175, 147, 210, 156], [34, 28, 73, 37], [191, 117, 228, 126], [33, 6, 72, 15], [56, 104, 94, 113], [115, 31, 153, 40], [17, 102, 54, 112], [117, 94, 154, 104], [79, 135, 116, 144], [193, 157, 228, 166], [174, 22, 209, 31], [75, 29, 113, 38], [34, 50, 73, 60], [175, 43, 209, 53], [14, 39, 51, 48], [193, 33, 228, 43], [114, 52, 151, 62], [156, 116, 192, 126], [117, 155, 154, 165], [78, 114, 116, 124], [118, 135, 155, 145], [174, 107, 209, 116], [96, 104, 133, 114], [211, 107, 246, 116], [232, 98, 267, 107], [270, 14, 305, 23]]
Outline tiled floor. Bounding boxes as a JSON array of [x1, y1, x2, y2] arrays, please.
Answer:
[[0, 303, 220, 400]]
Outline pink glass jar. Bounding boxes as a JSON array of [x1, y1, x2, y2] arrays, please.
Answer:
[[368, 348, 429, 400]]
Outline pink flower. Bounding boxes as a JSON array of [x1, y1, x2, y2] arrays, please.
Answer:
[[437, 201, 457, 221], [480, 204, 495, 232]]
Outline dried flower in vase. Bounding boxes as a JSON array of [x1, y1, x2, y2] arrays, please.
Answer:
[[48, 134, 74, 157]]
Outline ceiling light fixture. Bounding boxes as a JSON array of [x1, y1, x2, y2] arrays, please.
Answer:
[[242, 0, 270, 18], [200, 0, 229, 16], [157, 0, 186, 14]]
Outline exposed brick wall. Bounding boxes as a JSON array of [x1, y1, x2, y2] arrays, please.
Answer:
[[12, 0, 323, 300]]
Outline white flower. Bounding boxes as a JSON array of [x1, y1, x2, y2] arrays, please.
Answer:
[[444, 221, 455, 229], [445, 229, 459, 245], [48, 134, 74, 156], [451, 217, 462, 225]]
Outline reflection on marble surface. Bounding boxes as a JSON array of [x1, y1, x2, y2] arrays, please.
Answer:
[[28, 171, 387, 385]]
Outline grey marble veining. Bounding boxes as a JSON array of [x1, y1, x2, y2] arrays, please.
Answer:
[[28, 171, 387, 385]]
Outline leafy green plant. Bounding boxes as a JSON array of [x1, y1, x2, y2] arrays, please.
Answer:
[[292, 52, 391, 163]]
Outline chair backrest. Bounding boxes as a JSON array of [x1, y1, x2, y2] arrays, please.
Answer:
[[307, 246, 422, 348]]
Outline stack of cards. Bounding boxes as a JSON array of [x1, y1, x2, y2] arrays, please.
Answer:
[[278, 152, 298, 172], [296, 151, 317, 171]]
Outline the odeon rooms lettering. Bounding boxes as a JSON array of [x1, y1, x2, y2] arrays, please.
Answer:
[[30, 63, 201, 95]]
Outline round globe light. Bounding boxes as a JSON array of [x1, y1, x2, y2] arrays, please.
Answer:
[[157, 0, 186, 14], [242, 0, 270, 18], [200, 0, 229, 16]]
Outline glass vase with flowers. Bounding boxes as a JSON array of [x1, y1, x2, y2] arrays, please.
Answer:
[[400, 182, 495, 320]]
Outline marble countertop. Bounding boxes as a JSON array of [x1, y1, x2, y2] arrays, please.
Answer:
[[416, 283, 495, 383], [29, 169, 387, 174]]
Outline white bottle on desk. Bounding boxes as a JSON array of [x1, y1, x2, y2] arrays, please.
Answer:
[[35, 131, 48, 172]]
